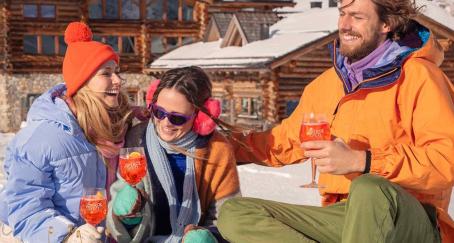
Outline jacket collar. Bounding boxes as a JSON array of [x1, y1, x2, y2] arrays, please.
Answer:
[[329, 22, 436, 94]]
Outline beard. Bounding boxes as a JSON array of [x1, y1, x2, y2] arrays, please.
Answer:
[[339, 30, 382, 62]]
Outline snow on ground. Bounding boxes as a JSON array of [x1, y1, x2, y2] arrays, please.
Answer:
[[0, 133, 453, 218]]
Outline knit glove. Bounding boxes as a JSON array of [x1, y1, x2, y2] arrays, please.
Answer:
[[112, 184, 146, 226], [182, 225, 218, 243]]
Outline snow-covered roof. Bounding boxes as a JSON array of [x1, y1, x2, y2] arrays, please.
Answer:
[[150, 7, 338, 69], [150, 0, 454, 70]]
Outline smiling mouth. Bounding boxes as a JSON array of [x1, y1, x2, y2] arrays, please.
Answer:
[[104, 89, 119, 96]]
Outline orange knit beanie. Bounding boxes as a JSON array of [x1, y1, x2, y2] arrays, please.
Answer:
[[63, 22, 119, 97]]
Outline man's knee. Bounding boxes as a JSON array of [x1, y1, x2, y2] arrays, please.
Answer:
[[349, 174, 397, 201], [218, 198, 266, 237]]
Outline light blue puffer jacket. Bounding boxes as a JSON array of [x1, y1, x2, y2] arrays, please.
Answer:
[[0, 84, 106, 242]]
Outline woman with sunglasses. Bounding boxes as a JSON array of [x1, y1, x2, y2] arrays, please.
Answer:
[[0, 22, 133, 242], [106, 66, 240, 243]]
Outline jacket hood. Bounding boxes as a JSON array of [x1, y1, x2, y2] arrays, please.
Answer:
[[27, 83, 83, 136], [330, 21, 445, 94]]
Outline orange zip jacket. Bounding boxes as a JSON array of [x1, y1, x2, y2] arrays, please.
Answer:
[[233, 25, 454, 242]]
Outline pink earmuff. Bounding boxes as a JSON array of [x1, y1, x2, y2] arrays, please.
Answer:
[[192, 98, 221, 136], [145, 79, 221, 136], [146, 79, 160, 109]]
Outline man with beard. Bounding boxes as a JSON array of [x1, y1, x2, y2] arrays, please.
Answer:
[[217, 0, 454, 242]]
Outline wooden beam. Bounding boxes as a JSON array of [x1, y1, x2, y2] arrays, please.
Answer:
[[178, 0, 183, 21]]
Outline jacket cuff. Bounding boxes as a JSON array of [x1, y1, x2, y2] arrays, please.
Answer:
[[369, 148, 387, 175]]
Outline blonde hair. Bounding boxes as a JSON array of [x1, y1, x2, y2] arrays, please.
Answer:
[[72, 86, 132, 153]]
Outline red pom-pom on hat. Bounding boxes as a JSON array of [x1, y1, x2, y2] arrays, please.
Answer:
[[64, 22, 93, 44]]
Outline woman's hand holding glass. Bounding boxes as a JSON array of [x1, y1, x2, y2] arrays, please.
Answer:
[[69, 188, 107, 243], [64, 224, 104, 243]]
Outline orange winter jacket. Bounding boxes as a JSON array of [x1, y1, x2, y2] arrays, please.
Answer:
[[233, 25, 454, 242]]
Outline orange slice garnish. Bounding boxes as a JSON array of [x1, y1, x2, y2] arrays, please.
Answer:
[[96, 191, 104, 199], [129, 152, 142, 158]]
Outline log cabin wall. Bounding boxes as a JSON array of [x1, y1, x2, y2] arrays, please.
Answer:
[[274, 44, 332, 121], [7, 0, 80, 73], [5, 0, 205, 74], [0, 1, 9, 72], [439, 39, 454, 81], [201, 70, 271, 129]]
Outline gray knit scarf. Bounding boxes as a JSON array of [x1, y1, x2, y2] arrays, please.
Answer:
[[146, 122, 201, 243]]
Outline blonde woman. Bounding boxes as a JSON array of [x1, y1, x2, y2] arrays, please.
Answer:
[[0, 22, 132, 242]]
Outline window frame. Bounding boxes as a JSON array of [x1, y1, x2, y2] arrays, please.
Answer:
[[238, 96, 262, 119], [150, 35, 195, 57], [23, 4, 56, 20], [88, 0, 195, 21], [23, 35, 66, 56], [92, 35, 137, 55]]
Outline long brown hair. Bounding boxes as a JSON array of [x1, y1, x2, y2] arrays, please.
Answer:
[[72, 86, 132, 152]]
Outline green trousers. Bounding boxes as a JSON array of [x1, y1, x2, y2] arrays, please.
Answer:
[[218, 175, 440, 243]]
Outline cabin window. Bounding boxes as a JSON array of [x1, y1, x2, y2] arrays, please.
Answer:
[[26, 94, 41, 108], [239, 97, 261, 119], [220, 98, 230, 118], [23, 4, 38, 18], [106, 0, 119, 18], [151, 36, 165, 55], [145, 0, 194, 21], [122, 36, 136, 53], [23, 35, 38, 54], [182, 37, 194, 46], [146, 0, 163, 20], [58, 36, 67, 55], [41, 35, 55, 55], [310, 1, 322, 8], [89, 0, 103, 19], [182, 1, 193, 21], [93, 35, 103, 42], [127, 89, 139, 105], [105, 36, 119, 52], [329, 0, 338, 7], [151, 36, 192, 56], [89, 0, 140, 19], [23, 4, 55, 19], [41, 5, 56, 18], [24, 35, 67, 56], [166, 37, 179, 52], [168, 0, 178, 20], [21, 93, 42, 120], [122, 0, 140, 19], [92, 36, 136, 54]]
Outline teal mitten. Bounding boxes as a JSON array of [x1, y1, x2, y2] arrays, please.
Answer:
[[112, 184, 144, 226], [183, 229, 218, 243]]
